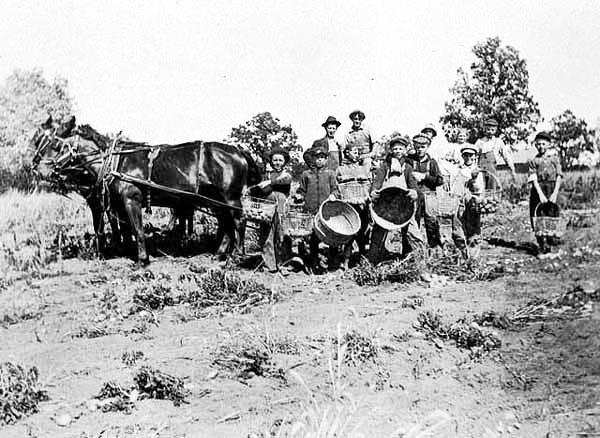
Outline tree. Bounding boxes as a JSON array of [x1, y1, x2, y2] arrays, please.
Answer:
[[440, 36, 541, 146], [549, 109, 595, 170], [0, 68, 74, 151], [0, 68, 74, 191], [227, 112, 304, 177]]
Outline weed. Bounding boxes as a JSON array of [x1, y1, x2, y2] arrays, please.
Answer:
[[133, 366, 188, 406], [121, 350, 145, 367], [0, 362, 49, 426]]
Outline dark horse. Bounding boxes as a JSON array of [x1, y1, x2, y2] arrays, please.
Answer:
[[31, 116, 261, 265]]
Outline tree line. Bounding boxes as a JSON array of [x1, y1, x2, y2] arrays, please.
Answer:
[[0, 37, 597, 193]]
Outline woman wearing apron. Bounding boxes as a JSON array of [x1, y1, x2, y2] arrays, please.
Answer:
[[474, 118, 516, 189]]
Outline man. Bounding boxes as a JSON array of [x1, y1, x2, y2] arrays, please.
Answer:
[[474, 117, 516, 188], [311, 116, 342, 171], [344, 109, 374, 172]]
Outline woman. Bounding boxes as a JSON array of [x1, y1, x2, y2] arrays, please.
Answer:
[[368, 135, 422, 265], [256, 147, 293, 271]]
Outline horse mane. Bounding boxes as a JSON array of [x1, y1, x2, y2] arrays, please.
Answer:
[[76, 124, 111, 150]]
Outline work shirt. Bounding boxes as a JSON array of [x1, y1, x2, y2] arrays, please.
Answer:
[[262, 169, 292, 197], [297, 167, 339, 214], [344, 126, 373, 155], [475, 136, 514, 169], [405, 154, 444, 193], [528, 152, 562, 183]]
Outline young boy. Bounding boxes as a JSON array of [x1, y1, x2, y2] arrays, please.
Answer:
[[368, 135, 421, 265], [475, 118, 516, 187], [406, 133, 445, 249], [295, 145, 339, 274], [528, 132, 562, 254], [336, 142, 371, 269], [451, 145, 485, 256]]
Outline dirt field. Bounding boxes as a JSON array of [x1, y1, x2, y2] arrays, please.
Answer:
[[1, 195, 599, 438]]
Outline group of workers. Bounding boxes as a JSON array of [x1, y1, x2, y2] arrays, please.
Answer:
[[251, 110, 563, 273]]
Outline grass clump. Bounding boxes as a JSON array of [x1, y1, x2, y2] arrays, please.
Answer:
[[333, 330, 379, 366], [0, 362, 49, 426], [133, 366, 188, 406], [121, 350, 144, 367], [182, 268, 273, 316]]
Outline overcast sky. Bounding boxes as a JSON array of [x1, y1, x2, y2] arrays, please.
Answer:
[[1, 0, 599, 146]]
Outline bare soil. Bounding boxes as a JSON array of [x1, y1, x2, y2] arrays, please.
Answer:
[[1, 208, 599, 438]]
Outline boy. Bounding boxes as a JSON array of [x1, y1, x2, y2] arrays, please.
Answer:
[[406, 133, 444, 249], [528, 132, 562, 254], [474, 118, 516, 188], [368, 135, 421, 265], [336, 142, 371, 268], [295, 145, 339, 273]]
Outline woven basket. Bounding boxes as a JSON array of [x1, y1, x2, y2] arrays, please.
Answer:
[[241, 195, 277, 223], [370, 186, 416, 231], [533, 203, 567, 238], [339, 181, 370, 204], [281, 204, 313, 237], [424, 190, 460, 218], [478, 170, 502, 214], [314, 200, 361, 246]]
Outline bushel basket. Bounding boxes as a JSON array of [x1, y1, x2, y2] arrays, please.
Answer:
[[370, 186, 416, 230], [338, 181, 370, 204], [475, 170, 503, 214], [314, 200, 361, 246], [533, 202, 567, 239], [424, 190, 459, 218], [281, 203, 313, 238], [241, 195, 277, 223]]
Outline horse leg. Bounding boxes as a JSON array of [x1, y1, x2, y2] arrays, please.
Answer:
[[86, 197, 106, 256], [215, 209, 236, 258], [122, 194, 149, 266]]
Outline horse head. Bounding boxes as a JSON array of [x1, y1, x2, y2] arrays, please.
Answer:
[[31, 116, 103, 183]]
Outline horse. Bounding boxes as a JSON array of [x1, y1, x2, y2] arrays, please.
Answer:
[[31, 116, 261, 265]]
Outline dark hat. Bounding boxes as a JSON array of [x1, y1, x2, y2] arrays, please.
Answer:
[[267, 147, 290, 164], [389, 135, 409, 148], [421, 123, 437, 137], [349, 109, 366, 121], [412, 133, 432, 146], [484, 118, 499, 127], [303, 146, 328, 166], [321, 115, 341, 128], [460, 145, 478, 155], [534, 131, 552, 143]]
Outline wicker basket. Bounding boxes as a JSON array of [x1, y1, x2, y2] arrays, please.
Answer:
[[478, 170, 502, 214], [338, 181, 370, 204], [281, 204, 313, 237], [241, 195, 277, 223], [314, 200, 361, 246], [533, 203, 567, 239], [424, 190, 460, 218], [370, 186, 416, 231]]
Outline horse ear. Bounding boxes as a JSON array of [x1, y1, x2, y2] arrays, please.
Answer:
[[42, 115, 53, 130]]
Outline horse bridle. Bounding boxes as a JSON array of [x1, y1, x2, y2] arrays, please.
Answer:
[[31, 128, 79, 171]]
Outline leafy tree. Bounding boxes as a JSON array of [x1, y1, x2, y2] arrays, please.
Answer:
[[0, 68, 74, 151], [0, 68, 74, 191], [549, 109, 595, 170], [440, 36, 541, 146], [227, 112, 304, 177]]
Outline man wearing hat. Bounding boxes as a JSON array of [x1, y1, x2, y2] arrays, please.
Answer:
[[312, 116, 342, 171], [406, 133, 445, 249], [474, 117, 516, 188], [343, 109, 374, 172]]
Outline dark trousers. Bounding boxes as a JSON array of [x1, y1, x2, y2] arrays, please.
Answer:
[[342, 204, 370, 264]]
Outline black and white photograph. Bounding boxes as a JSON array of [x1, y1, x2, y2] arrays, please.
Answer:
[[0, 1, 599, 436]]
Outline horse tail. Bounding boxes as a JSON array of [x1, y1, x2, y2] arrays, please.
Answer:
[[240, 149, 262, 187]]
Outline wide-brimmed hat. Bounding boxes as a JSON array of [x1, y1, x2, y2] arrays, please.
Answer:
[[267, 147, 290, 165], [321, 115, 341, 128], [460, 145, 478, 155], [349, 109, 366, 121], [303, 146, 328, 165], [421, 123, 437, 137], [484, 117, 499, 127], [412, 133, 432, 146]]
